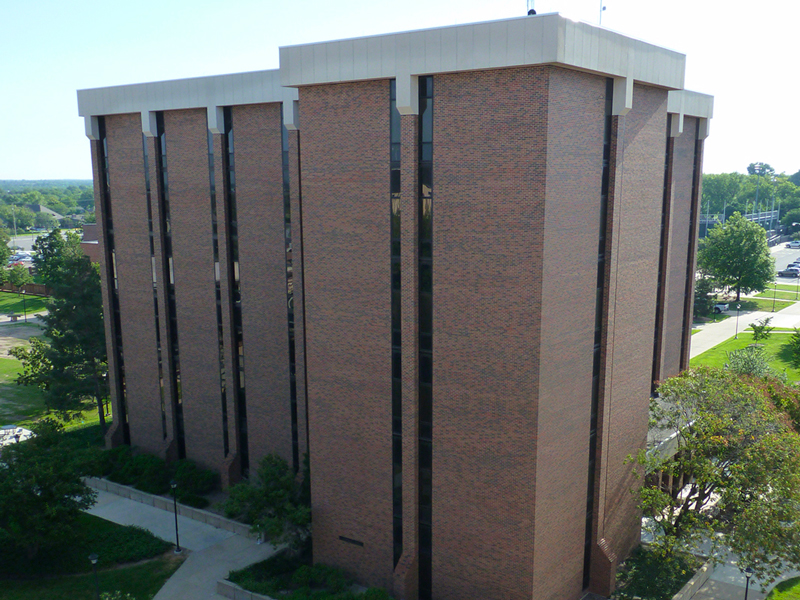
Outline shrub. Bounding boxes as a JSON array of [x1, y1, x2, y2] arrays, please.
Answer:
[[171, 459, 217, 495], [129, 454, 170, 495], [726, 345, 772, 377], [176, 492, 210, 509], [222, 454, 311, 551], [614, 545, 699, 600]]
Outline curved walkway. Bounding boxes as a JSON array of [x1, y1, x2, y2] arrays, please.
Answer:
[[86, 487, 276, 600]]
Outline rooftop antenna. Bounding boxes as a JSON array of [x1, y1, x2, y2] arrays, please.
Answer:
[[527, 0, 536, 15], [599, 2, 606, 25]]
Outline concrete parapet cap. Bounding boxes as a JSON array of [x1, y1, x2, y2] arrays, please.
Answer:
[[77, 69, 298, 118], [279, 13, 687, 92]]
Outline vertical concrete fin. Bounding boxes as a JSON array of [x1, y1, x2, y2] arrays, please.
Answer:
[[85, 116, 100, 140], [207, 106, 224, 134], [283, 89, 300, 130], [142, 111, 157, 138], [697, 117, 710, 140], [396, 74, 419, 116]]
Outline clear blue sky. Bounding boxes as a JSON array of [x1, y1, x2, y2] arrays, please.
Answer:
[[1, 0, 797, 180]]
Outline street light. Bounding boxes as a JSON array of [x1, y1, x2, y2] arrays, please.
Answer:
[[170, 480, 182, 554], [735, 303, 742, 339], [21, 290, 26, 324], [88, 553, 100, 600], [773, 277, 778, 312], [744, 566, 754, 600]]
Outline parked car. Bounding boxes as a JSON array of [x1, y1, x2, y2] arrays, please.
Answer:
[[787, 240, 800, 249], [713, 302, 729, 313], [779, 268, 800, 278]]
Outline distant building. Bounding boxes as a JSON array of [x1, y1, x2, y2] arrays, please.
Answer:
[[78, 13, 713, 600], [80, 223, 100, 263]]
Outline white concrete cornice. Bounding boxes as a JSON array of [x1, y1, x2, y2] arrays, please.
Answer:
[[279, 13, 687, 92], [667, 89, 714, 137], [77, 69, 297, 119]]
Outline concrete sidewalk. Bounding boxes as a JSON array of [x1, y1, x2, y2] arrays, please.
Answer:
[[86, 489, 276, 599], [690, 297, 800, 359]]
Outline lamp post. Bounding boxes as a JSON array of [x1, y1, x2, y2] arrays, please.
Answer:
[[170, 480, 182, 554], [744, 566, 754, 600], [21, 290, 26, 324], [88, 553, 100, 600], [773, 277, 778, 312], [735, 303, 741, 339]]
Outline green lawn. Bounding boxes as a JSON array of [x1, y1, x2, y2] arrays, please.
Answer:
[[756, 290, 800, 301], [732, 297, 794, 312], [690, 332, 800, 380], [768, 576, 800, 599], [0, 513, 181, 599], [0, 555, 182, 600], [0, 290, 47, 316], [772, 283, 800, 293], [0, 354, 46, 422]]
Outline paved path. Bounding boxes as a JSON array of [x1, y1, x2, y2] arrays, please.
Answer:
[[690, 295, 800, 359], [87, 489, 276, 599]]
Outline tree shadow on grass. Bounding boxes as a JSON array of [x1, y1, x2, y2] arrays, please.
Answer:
[[777, 339, 800, 368]]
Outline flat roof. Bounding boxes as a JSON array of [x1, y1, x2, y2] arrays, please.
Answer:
[[77, 13, 712, 121]]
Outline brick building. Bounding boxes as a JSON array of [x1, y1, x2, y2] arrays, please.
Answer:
[[77, 13, 713, 600]]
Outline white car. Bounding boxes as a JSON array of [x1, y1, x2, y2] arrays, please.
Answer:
[[787, 241, 800, 249]]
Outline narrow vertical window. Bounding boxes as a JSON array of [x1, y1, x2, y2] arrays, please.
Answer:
[[651, 115, 673, 392], [583, 78, 613, 589], [417, 75, 433, 600], [98, 117, 130, 445], [142, 134, 167, 440], [281, 115, 300, 473], [222, 107, 249, 475], [207, 125, 230, 456], [155, 112, 186, 459], [389, 80, 403, 567], [680, 128, 703, 368]]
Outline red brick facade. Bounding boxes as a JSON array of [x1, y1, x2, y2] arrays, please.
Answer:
[[87, 60, 706, 600]]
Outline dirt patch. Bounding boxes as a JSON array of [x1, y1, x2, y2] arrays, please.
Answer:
[[0, 323, 42, 355]]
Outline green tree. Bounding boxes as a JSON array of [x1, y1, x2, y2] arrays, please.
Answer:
[[10, 230, 108, 431], [34, 212, 58, 230], [692, 276, 715, 318], [0, 227, 10, 266], [634, 368, 800, 586], [7, 264, 32, 292], [222, 454, 311, 552], [750, 316, 774, 343], [0, 420, 96, 558], [697, 212, 774, 300]]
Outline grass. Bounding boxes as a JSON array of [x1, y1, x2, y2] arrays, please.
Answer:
[[756, 290, 800, 301], [0, 554, 182, 600], [694, 313, 730, 325], [692, 329, 700, 335], [0, 513, 181, 600], [0, 290, 47, 316], [690, 332, 800, 381], [768, 576, 800, 599], [0, 355, 46, 422], [0, 513, 172, 577], [730, 297, 794, 312]]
